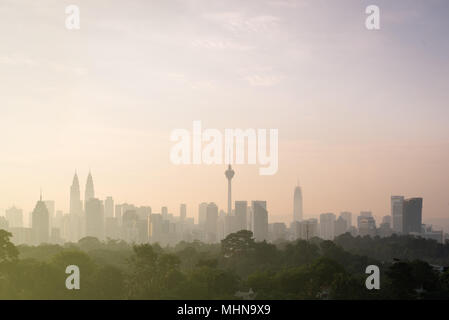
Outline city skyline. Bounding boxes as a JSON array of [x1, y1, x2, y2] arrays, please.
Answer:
[[1, 0, 448, 223], [0, 167, 438, 228], [1, 0, 449, 304], [2, 163, 443, 248]]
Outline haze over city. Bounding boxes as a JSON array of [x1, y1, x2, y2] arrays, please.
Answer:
[[2, 0, 449, 305], [1, 0, 448, 225]]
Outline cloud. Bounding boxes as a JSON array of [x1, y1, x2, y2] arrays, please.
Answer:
[[203, 12, 280, 33], [266, 0, 307, 8], [164, 73, 216, 90], [191, 38, 252, 51], [0, 54, 36, 66], [244, 74, 283, 87], [0, 54, 87, 76]]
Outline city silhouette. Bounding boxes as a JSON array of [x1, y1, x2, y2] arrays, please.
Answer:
[[1, 0, 449, 301]]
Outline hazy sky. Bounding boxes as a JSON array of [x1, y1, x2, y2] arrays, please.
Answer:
[[1, 0, 448, 225]]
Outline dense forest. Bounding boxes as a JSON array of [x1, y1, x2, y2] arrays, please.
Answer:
[[1, 229, 448, 300]]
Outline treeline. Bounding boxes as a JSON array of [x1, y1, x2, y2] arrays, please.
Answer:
[[1, 229, 449, 299], [334, 233, 449, 265]]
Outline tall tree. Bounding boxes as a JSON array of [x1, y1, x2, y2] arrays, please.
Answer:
[[0, 230, 18, 263]]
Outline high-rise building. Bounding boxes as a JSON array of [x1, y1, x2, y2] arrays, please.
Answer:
[[225, 165, 235, 216], [270, 222, 287, 241], [291, 218, 318, 240], [44, 200, 55, 231], [358, 215, 377, 237], [85, 171, 95, 208], [5, 206, 23, 228], [247, 206, 254, 232], [360, 211, 372, 218], [32, 193, 49, 245], [391, 196, 404, 234], [161, 206, 168, 219], [357, 211, 372, 228], [340, 212, 352, 228], [403, 198, 423, 234], [149, 213, 163, 243], [320, 213, 336, 240], [68, 172, 83, 242], [115, 204, 122, 224], [105, 197, 114, 218], [252, 201, 268, 242], [235, 201, 248, 231], [198, 202, 208, 226], [85, 198, 104, 240], [224, 214, 237, 237], [105, 217, 119, 239], [44, 200, 55, 220], [137, 206, 151, 221], [293, 184, 303, 222], [122, 210, 139, 243], [379, 216, 393, 238], [382, 215, 392, 226], [334, 216, 348, 237], [205, 203, 218, 243], [218, 210, 226, 240], [70, 172, 82, 215], [180, 204, 186, 220]]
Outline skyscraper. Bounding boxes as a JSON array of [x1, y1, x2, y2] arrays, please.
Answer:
[[403, 198, 423, 234], [198, 202, 208, 226], [44, 200, 55, 220], [5, 206, 23, 228], [85, 171, 95, 207], [293, 183, 303, 222], [358, 215, 377, 237], [225, 165, 235, 216], [252, 201, 268, 242], [70, 172, 82, 215], [340, 212, 352, 228], [44, 200, 55, 232], [301, 219, 318, 240], [334, 216, 348, 237], [270, 222, 287, 241], [161, 206, 168, 219], [391, 196, 404, 234], [122, 209, 139, 243], [357, 211, 373, 226], [115, 204, 123, 223], [320, 213, 336, 240], [235, 201, 248, 231], [291, 219, 318, 240], [379, 216, 393, 238], [32, 193, 49, 245], [105, 196, 114, 218], [180, 204, 186, 220], [205, 202, 218, 243], [85, 198, 104, 240]]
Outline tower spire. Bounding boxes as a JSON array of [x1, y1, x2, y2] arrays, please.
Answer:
[[85, 170, 95, 204], [225, 165, 235, 216]]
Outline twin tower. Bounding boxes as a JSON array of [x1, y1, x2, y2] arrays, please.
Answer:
[[70, 171, 95, 215]]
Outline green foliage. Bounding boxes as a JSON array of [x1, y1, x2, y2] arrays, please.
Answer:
[[127, 244, 182, 299], [221, 230, 255, 258], [0, 229, 18, 263], [0, 232, 448, 299], [335, 233, 449, 265], [383, 260, 448, 299]]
